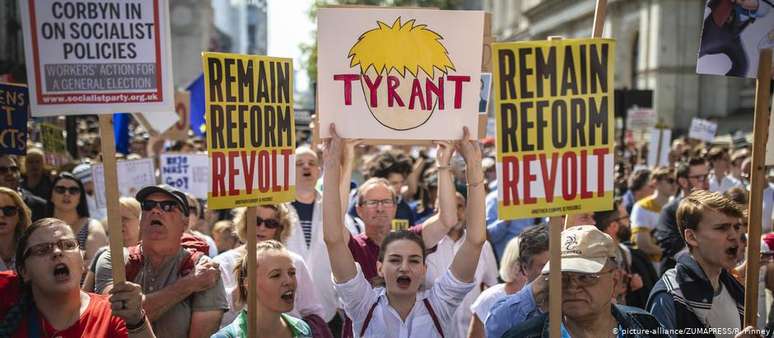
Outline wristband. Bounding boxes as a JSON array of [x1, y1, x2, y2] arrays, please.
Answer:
[[466, 178, 485, 188], [126, 310, 147, 332], [436, 165, 451, 170]]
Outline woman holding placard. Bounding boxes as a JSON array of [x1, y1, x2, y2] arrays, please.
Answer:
[[46, 172, 107, 269], [0, 188, 32, 271], [212, 240, 313, 338], [322, 124, 486, 338], [214, 204, 326, 331]]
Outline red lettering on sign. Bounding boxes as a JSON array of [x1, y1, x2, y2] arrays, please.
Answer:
[[241, 150, 257, 194], [334, 74, 360, 105], [211, 152, 226, 197], [363, 74, 381, 107], [539, 153, 559, 203], [502, 156, 520, 206], [282, 148, 292, 189], [522, 154, 537, 204], [561, 151, 577, 200], [227, 151, 240, 196], [593, 148, 609, 197]]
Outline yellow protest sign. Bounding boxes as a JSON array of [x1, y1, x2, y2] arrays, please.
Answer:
[[202, 52, 295, 209], [493, 39, 615, 219]]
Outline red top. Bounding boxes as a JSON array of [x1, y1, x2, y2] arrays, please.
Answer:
[[0, 272, 128, 338]]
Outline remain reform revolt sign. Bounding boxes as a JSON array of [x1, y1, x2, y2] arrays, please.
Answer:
[[493, 38, 615, 219]]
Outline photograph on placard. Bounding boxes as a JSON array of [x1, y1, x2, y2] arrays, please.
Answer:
[[492, 38, 616, 219], [317, 8, 484, 140], [696, 0, 774, 78]]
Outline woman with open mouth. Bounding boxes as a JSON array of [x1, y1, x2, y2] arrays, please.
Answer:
[[0, 218, 155, 337], [322, 124, 487, 337], [214, 205, 327, 333], [212, 240, 313, 338], [46, 172, 107, 270], [0, 187, 32, 272]]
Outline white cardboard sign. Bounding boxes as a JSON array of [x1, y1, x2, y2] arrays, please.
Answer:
[[19, 0, 174, 116], [160, 153, 209, 200], [317, 7, 484, 140], [688, 118, 717, 143], [647, 128, 672, 168], [93, 158, 156, 208]]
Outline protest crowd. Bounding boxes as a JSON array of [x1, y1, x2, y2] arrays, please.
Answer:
[[2, 1, 774, 338], [1, 115, 773, 338]]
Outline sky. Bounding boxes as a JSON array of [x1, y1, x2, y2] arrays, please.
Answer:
[[267, 0, 315, 94]]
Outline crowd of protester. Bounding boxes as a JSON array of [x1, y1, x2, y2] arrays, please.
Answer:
[[0, 115, 772, 338]]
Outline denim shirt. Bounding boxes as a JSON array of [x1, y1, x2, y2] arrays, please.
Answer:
[[484, 282, 541, 338]]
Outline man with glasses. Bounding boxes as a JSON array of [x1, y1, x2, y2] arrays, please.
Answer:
[[648, 190, 760, 338], [94, 184, 228, 338], [502, 226, 665, 338], [631, 167, 677, 271], [0, 154, 46, 221], [655, 157, 711, 275]]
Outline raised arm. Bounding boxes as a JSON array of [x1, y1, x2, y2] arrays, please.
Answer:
[[449, 127, 486, 283], [322, 124, 358, 283], [419, 141, 458, 247], [340, 139, 363, 214]]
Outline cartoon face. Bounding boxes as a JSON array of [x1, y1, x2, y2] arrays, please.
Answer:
[[348, 17, 457, 131]]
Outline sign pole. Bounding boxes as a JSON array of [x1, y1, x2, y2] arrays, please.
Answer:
[[246, 206, 258, 338], [743, 48, 772, 328], [98, 114, 126, 284]]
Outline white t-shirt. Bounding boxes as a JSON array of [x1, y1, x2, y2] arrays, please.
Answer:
[[424, 234, 498, 338], [708, 174, 743, 194], [214, 247, 324, 328], [470, 283, 507, 323], [696, 283, 742, 338]]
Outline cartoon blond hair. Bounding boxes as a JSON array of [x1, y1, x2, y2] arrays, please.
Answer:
[[348, 17, 455, 78]]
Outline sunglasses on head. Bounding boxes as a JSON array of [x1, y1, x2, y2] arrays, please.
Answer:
[[0, 166, 19, 175], [53, 186, 81, 195], [0, 206, 19, 217], [141, 200, 179, 213], [257, 217, 281, 229]]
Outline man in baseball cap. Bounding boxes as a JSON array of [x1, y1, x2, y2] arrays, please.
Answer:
[[503, 226, 665, 338]]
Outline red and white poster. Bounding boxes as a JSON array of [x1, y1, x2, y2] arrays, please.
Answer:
[[19, 0, 174, 116]]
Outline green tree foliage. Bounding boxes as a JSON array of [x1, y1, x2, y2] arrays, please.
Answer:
[[299, 0, 462, 90]]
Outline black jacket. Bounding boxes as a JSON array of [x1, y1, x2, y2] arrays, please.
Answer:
[[502, 304, 666, 338], [654, 197, 684, 274], [20, 188, 46, 221], [647, 254, 745, 338]]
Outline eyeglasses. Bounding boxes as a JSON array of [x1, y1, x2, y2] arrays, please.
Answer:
[[23, 238, 79, 259], [688, 174, 709, 182], [545, 269, 615, 288], [361, 199, 396, 208], [257, 217, 282, 229], [0, 165, 20, 175], [141, 200, 179, 213], [0, 206, 19, 217], [53, 186, 81, 195]]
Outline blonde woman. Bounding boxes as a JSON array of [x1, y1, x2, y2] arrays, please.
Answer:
[[212, 240, 312, 338], [0, 187, 32, 271], [213, 205, 325, 331]]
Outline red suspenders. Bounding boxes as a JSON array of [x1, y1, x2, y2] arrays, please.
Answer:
[[358, 298, 445, 337]]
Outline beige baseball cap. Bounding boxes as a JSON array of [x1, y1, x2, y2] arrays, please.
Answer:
[[541, 225, 618, 274]]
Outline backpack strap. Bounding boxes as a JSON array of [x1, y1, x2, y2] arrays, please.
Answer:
[[359, 300, 380, 337], [179, 249, 204, 277], [125, 245, 144, 282], [423, 298, 445, 338]]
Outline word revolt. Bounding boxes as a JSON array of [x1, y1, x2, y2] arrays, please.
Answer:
[[495, 40, 613, 210], [204, 53, 296, 203]]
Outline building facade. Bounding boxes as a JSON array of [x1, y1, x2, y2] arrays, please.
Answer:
[[484, 0, 756, 133]]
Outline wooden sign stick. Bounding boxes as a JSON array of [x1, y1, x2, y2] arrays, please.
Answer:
[[246, 206, 258, 338], [98, 114, 126, 283], [743, 48, 772, 328], [549, 1, 608, 336]]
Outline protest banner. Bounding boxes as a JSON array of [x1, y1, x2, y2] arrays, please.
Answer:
[[743, 49, 772, 328], [40, 123, 69, 167], [492, 38, 616, 220], [647, 127, 671, 168], [317, 7, 484, 141], [19, 0, 174, 116], [688, 117, 718, 143], [160, 153, 209, 199], [202, 52, 296, 209], [626, 107, 656, 131], [696, 0, 774, 78], [92, 158, 156, 209], [0, 83, 28, 155]]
